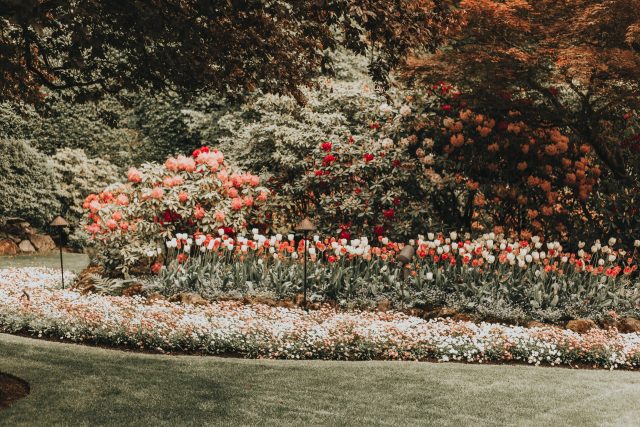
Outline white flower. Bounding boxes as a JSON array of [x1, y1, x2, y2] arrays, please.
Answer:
[[288, 234, 294, 241], [426, 272, 434, 281], [450, 231, 458, 241], [608, 237, 617, 246], [218, 228, 225, 236], [635, 240, 640, 248], [399, 105, 411, 116], [428, 233, 435, 240], [379, 103, 393, 115]]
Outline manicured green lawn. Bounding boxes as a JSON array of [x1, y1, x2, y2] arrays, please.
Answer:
[[1, 333, 640, 426], [0, 253, 89, 271]]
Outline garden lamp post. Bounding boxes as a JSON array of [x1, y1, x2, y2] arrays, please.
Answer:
[[295, 218, 316, 311], [397, 244, 415, 310], [50, 216, 69, 289]]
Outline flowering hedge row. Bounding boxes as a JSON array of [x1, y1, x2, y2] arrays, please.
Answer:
[[154, 231, 640, 320], [2, 268, 640, 369]]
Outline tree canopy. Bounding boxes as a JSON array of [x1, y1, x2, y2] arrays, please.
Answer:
[[0, 0, 455, 104]]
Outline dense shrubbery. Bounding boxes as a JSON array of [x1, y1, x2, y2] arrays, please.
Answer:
[[0, 139, 61, 227]]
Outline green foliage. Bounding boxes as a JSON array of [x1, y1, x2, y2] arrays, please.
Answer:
[[0, 139, 60, 227], [51, 148, 121, 247]]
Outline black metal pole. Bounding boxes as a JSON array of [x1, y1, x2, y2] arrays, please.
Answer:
[[59, 229, 64, 289], [303, 230, 308, 311]]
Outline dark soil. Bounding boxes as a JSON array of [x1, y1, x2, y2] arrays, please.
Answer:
[[0, 372, 29, 410]]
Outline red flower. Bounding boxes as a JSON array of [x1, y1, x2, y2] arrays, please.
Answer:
[[348, 135, 355, 143], [369, 122, 380, 130], [373, 225, 385, 236], [321, 142, 332, 152], [392, 159, 401, 168], [192, 149, 201, 158], [363, 153, 374, 163], [151, 262, 163, 274], [441, 104, 452, 112], [383, 208, 395, 219], [392, 197, 401, 206], [339, 230, 351, 240], [322, 154, 336, 166], [327, 255, 337, 263], [354, 188, 362, 195], [177, 253, 188, 264]]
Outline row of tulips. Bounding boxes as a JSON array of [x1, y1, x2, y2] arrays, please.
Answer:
[[154, 231, 640, 318], [2, 268, 640, 369]]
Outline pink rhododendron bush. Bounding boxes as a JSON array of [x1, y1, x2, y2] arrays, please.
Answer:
[[82, 146, 270, 275], [2, 268, 640, 369]]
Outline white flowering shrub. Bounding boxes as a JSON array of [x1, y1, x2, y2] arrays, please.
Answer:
[[0, 139, 61, 227]]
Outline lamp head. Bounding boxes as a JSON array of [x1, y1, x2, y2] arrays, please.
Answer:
[[50, 216, 69, 227], [294, 217, 316, 233], [397, 245, 415, 265]]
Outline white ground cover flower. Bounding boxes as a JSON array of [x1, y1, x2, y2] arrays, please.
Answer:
[[2, 268, 640, 369]]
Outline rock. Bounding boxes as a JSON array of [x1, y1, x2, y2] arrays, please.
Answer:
[[145, 292, 166, 304], [526, 321, 547, 329], [376, 299, 391, 312], [435, 307, 458, 318], [453, 313, 473, 322], [18, 240, 36, 253], [566, 319, 597, 333], [618, 317, 640, 334], [294, 293, 305, 307], [28, 234, 57, 252], [0, 239, 18, 256], [175, 292, 208, 306], [122, 283, 144, 297], [407, 307, 425, 318]]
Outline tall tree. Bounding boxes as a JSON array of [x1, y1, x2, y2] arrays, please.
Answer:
[[400, 0, 640, 240], [0, 0, 456, 104]]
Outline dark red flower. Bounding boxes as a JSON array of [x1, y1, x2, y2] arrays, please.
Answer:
[[392, 159, 401, 168], [354, 188, 362, 195], [363, 153, 374, 163], [393, 197, 401, 206], [339, 230, 351, 240], [383, 208, 395, 219], [322, 154, 336, 166], [441, 104, 452, 112], [373, 225, 385, 236]]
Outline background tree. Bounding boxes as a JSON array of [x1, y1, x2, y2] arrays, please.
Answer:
[[401, 0, 640, 242], [0, 0, 456, 104]]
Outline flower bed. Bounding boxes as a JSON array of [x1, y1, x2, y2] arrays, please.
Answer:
[[2, 268, 640, 370]]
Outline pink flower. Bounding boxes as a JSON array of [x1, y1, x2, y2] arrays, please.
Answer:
[[111, 211, 123, 221], [178, 192, 189, 203], [243, 196, 254, 207], [165, 157, 179, 172], [106, 219, 118, 231], [249, 175, 260, 187], [150, 187, 164, 200], [85, 223, 100, 235], [194, 205, 205, 220], [231, 173, 243, 188], [217, 170, 229, 183], [176, 155, 196, 172], [116, 194, 129, 206], [120, 222, 129, 232], [215, 211, 225, 222], [231, 198, 243, 210], [127, 167, 142, 183], [257, 191, 268, 202], [228, 188, 239, 198], [89, 200, 101, 213]]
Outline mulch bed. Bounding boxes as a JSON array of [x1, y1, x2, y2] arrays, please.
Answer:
[[0, 372, 29, 410]]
